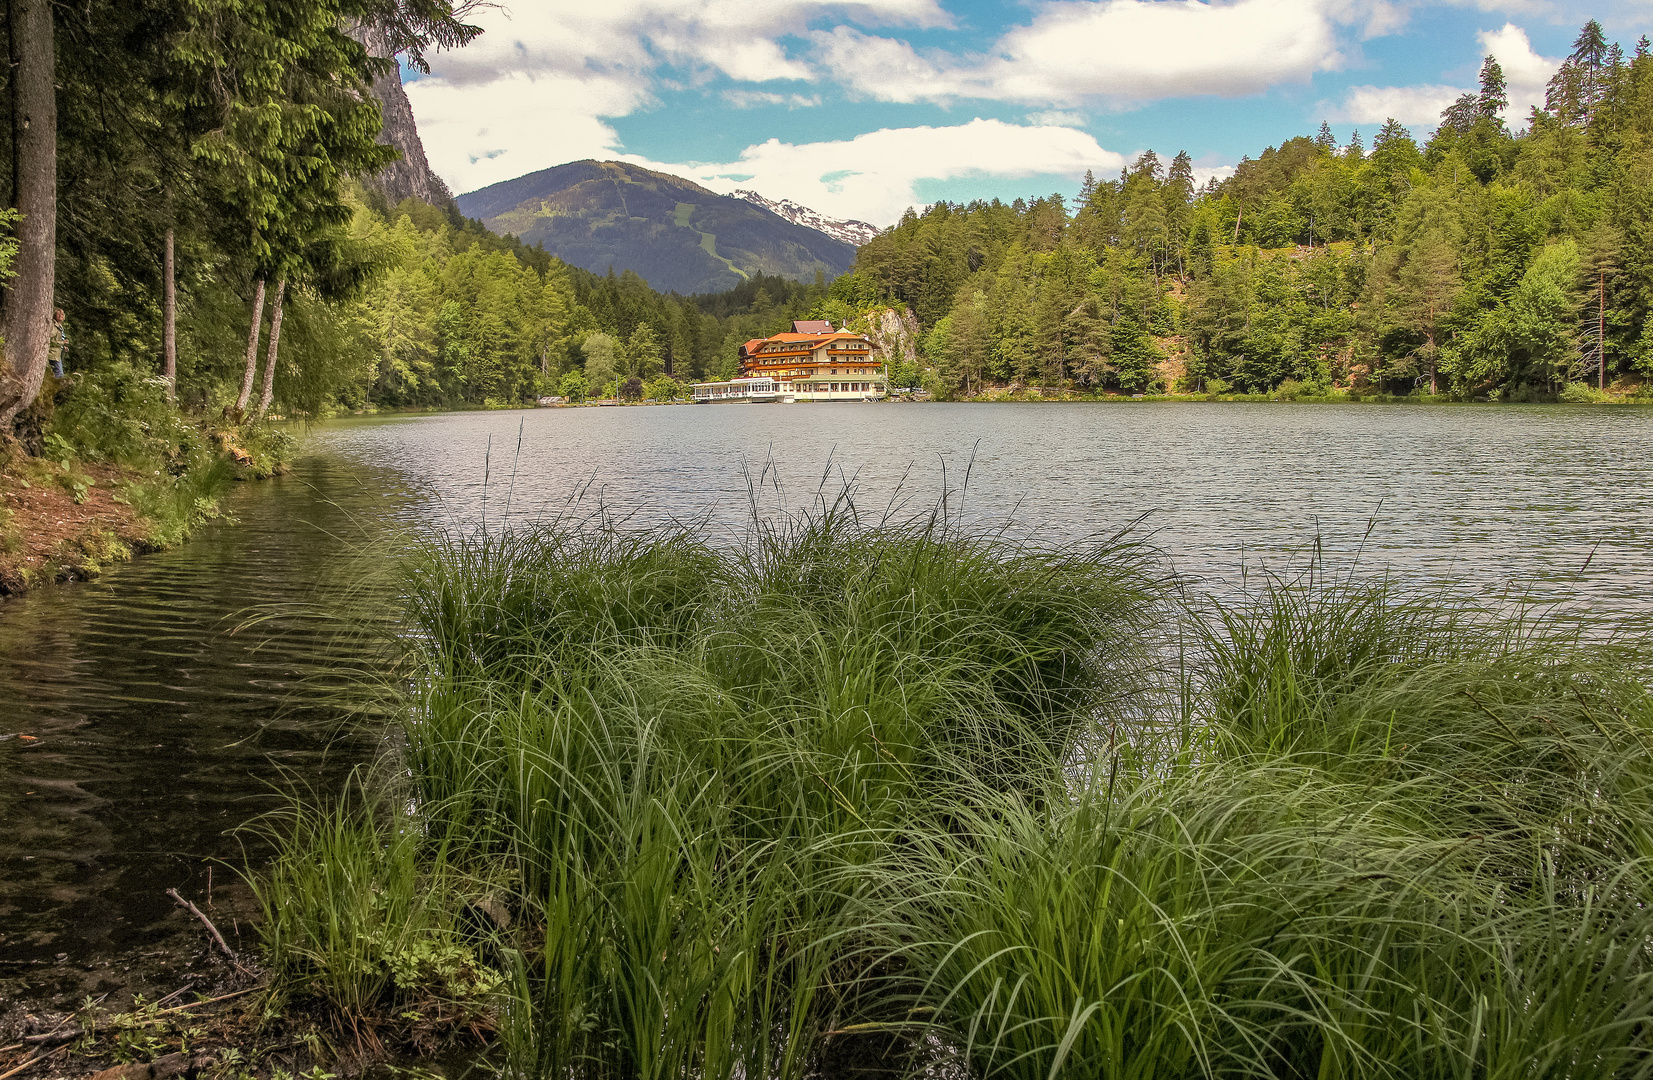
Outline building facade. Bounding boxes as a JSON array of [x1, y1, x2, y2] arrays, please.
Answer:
[[692, 321, 886, 403]]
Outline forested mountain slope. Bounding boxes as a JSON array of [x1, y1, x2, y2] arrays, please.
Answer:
[[456, 161, 856, 295], [830, 21, 1653, 401]]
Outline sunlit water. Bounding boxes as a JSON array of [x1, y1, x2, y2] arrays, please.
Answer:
[[3, 401, 1651, 1004]]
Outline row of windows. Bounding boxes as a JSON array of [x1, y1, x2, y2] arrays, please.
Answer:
[[757, 342, 871, 355], [693, 381, 880, 398]]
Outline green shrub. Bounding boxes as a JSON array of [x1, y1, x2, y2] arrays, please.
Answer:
[[49, 362, 208, 473], [1560, 381, 1615, 403]]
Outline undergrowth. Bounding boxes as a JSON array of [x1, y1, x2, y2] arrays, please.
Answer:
[[255, 494, 1653, 1078]]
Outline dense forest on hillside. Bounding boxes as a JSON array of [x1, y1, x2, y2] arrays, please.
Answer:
[[330, 193, 832, 407], [836, 21, 1653, 401]]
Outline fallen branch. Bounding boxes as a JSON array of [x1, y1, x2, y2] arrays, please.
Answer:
[[155, 987, 259, 1017], [19, 1031, 77, 1047], [0, 1043, 67, 1080], [164, 889, 237, 963]]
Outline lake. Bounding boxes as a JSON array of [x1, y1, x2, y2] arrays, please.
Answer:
[[3, 401, 1651, 1005]]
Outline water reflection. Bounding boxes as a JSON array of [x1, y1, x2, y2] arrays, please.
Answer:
[[0, 457, 415, 999]]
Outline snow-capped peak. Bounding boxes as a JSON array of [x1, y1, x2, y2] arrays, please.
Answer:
[[732, 190, 881, 248]]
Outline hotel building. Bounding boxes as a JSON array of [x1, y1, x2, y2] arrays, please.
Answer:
[[692, 320, 887, 403]]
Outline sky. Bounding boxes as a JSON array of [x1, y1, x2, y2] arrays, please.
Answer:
[[403, 0, 1653, 228]]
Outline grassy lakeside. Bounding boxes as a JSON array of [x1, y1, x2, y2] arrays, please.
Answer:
[[254, 499, 1653, 1079], [0, 364, 294, 595]]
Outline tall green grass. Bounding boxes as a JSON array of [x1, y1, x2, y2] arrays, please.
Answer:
[[256, 505, 1653, 1078]]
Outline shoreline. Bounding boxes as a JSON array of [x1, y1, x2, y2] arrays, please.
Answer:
[[327, 391, 1653, 415], [0, 433, 288, 599]]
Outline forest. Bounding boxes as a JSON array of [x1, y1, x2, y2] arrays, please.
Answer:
[[839, 20, 1653, 401], [0, 0, 831, 423], [9, 10, 1652, 418]]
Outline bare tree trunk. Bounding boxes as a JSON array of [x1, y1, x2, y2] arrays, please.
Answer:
[[0, 0, 57, 428], [1599, 274, 1607, 392], [234, 277, 265, 418], [256, 278, 285, 418], [163, 228, 177, 399]]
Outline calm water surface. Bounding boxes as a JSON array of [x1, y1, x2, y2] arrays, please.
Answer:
[[3, 402, 1651, 1003]]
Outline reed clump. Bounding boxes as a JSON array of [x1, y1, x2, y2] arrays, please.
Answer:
[[256, 503, 1653, 1079]]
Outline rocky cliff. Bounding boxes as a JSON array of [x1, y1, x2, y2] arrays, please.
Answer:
[[859, 307, 920, 370], [354, 26, 453, 207]]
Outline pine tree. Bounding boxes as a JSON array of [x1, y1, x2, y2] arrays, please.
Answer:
[[1396, 229, 1462, 394], [1441, 94, 1482, 135], [1163, 153, 1196, 272], [1478, 55, 1508, 118], [1315, 123, 1337, 152], [1573, 19, 1608, 72]]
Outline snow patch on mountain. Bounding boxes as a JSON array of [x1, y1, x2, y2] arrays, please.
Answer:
[[732, 190, 881, 248]]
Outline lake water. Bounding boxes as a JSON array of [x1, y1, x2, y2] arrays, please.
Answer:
[[4, 401, 1652, 1005]]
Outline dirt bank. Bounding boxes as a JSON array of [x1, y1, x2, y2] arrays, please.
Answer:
[[0, 457, 156, 595]]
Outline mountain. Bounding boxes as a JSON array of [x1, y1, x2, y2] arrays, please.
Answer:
[[455, 161, 857, 295], [732, 190, 880, 247]]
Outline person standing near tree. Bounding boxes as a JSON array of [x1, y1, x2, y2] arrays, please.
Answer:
[[47, 309, 68, 379]]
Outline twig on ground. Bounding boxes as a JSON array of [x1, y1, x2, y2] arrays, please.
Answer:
[[155, 987, 259, 1017], [0, 1043, 67, 1080], [165, 888, 240, 965]]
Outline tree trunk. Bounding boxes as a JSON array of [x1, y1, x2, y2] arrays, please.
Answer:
[[234, 277, 266, 418], [163, 227, 177, 399], [1599, 274, 1607, 392], [0, 0, 57, 428], [256, 278, 285, 418]]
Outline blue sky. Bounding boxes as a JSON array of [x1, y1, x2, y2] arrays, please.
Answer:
[[404, 0, 1653, 226]]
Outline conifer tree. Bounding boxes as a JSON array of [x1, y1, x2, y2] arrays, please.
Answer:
[[1478, 55, 1508, 118]]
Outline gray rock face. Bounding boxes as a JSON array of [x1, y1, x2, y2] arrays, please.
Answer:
[[353, 26, 452, 207], [861, 307, 920, 369]]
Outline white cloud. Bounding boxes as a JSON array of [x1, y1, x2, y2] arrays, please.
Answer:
[[1325, 21, 1559, 130], [812, 0, 1349, 106], [412, 0, 955, 195], [621, 118, 1126, 226], [1329, 83, 1464, 126], [407, 71, 638, 193], [1026, 110, 1089, 127], [722, 90, 824, 108], [1479, 22, 1559, 117]]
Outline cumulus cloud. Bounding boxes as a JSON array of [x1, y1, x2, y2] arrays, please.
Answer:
[[1329, 83, 1464, 126], [812, 0, 1349, 106], [1326, 21, 1559, 129], [1479, 22, 1560, 117], [412, 0, 953, 190], [624, 118, 1127, 226]]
